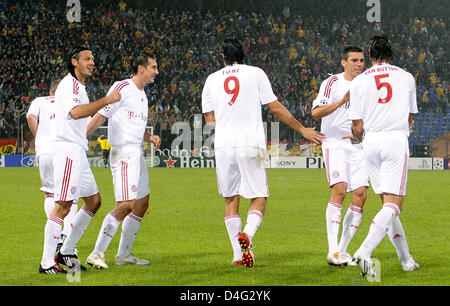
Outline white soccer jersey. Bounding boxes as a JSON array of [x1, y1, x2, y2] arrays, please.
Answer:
[[201, 64, 277, 150], [312, 73, 352, 139], [349, 63, 418, 135], [26, 96, 56, 156], [98, 79, 148, 146], [53, 73, 91, 150]]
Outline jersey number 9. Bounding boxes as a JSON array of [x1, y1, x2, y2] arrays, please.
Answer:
[[224, 76, 240, 106]]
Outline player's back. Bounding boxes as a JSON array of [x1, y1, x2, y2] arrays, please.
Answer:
[[27, 96, 56, 155], [202, 64, 277, 149], [350, 63, 417, 136]]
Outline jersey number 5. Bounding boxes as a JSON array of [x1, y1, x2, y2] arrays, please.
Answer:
[[374, 74, 392, 104], [224, 76, 240, 106]]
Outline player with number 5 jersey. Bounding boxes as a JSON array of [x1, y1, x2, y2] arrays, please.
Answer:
[[349, 35, 419, 277], [202, 38, 324, 268]]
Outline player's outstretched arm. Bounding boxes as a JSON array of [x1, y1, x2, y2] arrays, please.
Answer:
[[70, 90, 121, 120], [268, 100, 324, 144], [311, 91, 349, 120], [87, 113, 107, 137]]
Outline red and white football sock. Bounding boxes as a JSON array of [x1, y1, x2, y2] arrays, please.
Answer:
[[92, 211, 121, 255], [225, 214, 242, 260], [243, 210, 263, 241], [41, 216, 63, 269], [60, 206, 94, 255], [359, 203, 400, 258], [117, 213, 142, 258], [388, 216, 412, 263], [326, 201, 342, 254], [338, 205, 363, 253]]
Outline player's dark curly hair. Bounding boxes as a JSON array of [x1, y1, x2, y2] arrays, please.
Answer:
[[367, 34, 393, 62], [222, 37, 245, 65], [67, 45, 90, 78]]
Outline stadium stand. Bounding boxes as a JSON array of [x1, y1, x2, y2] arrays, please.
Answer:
[[0, 0, 448, 155]]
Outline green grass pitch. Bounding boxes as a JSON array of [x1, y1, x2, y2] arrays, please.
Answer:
[[0, 167, 448, 286]]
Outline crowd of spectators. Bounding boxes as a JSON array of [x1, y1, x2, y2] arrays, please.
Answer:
[[0, 0, 448, 147]]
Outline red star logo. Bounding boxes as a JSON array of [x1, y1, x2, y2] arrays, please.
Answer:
[[164, 156, 177, 168]]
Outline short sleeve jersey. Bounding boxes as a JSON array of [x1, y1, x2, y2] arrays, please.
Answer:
[[201, 64, 277, 149], [53, 73, 90, 150], [98, 79, 148, 146], [26, 96, 55, 156], [349, 63, 418, 136], [312, 73, 352, 139]]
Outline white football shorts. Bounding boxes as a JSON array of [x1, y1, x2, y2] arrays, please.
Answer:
[[322, 138, 369, 192], [363, 131, 409, 196], [215, 147, 269, 199], [53, 142, 99, 202], [110, 144, 150, 202], [37, 153, 54, 194]]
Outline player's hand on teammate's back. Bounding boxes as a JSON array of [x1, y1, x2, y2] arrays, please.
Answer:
[[302, 127, 325, 144], [107, 90, 122, 104], [149, 135, 161, 149]]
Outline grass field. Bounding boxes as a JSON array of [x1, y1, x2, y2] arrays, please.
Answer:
[[0, 167, 448, 288]]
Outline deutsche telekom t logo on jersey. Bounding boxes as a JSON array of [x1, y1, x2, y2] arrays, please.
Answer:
[[128, 111, 148, 122]]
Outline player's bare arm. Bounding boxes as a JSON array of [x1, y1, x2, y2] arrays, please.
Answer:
[[204, 111, 216, 127], [268, 100, 324, 144], [144, 133, 161, 149], [408, 113, 414, 127], [26, 114, 39, 137], [351, 119, 364, 142], [86, 113, 107, 137], [311, 91, 350, 120], [70, 90, 121, 120]]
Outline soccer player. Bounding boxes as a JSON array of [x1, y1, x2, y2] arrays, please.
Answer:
[[201, 38, 324, 267], [85, 51, 161, 269], [349, 35, 420, 276], [97, 135, 111, 168], [39, 46, 121, 274], [311, 46, 369, 266], [26, 79, 79, 251]]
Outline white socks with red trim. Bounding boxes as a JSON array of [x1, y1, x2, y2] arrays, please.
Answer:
[[358, 203, 400, 258], [60, 206, 94, 255], [41, 216, 63, 269], [92, 211, 121, 256], [326, 201, 342, 254], [225, 215, 242, 261], [117, 213, 142, 258], [243, 210, 263, 241], [338, 205, 363, 253]]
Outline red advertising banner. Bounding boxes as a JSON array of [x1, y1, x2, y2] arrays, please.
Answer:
[[0, 138, 17, 155]]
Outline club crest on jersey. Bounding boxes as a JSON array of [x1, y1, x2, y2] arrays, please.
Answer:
[[71, 186, 77, 194], [131, 185, 137, 193], [332, 171, 340, 178], [73, 97, 82, 105], [320, 99, 327, 106]]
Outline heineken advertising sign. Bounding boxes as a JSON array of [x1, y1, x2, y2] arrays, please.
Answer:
[[148, 155, 216, 168]]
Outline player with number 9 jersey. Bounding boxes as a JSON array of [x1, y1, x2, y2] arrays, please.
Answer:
[[202, 64, 277, 150]]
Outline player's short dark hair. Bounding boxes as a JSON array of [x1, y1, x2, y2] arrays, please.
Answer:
[[49, 78, 61, 95], [222, 37, 245, 65], [341, 45, 363, 60], [367, 34, 393, 62], [67, 46, 90, 77], [132, 50, 156, 74]]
